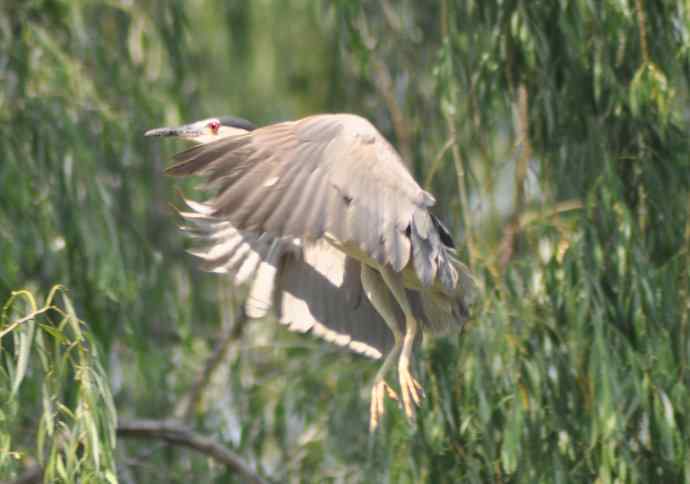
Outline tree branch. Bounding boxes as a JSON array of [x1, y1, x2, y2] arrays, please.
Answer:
[[117, 419, 269, 484], [498, 199, 583, 267], [8, 419, 269, 484], [372, 59, 413, 167], [500, 83, 532, 268], [175, 306, 249, 419], [635, 0, 650, 64], [440, 0, 476, 267]]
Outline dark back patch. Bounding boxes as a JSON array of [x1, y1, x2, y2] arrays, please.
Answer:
[[218, 115, 256, 131]]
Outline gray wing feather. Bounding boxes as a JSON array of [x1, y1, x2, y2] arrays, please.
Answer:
[[178, 200, 274, 283], [275, 241, 394, 359], [168, 114, 433, 272], [246, 240, 281, 318], [179, 199, 394, 358]]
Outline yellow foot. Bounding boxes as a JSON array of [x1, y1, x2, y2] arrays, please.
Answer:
[[398, 364, 423, 420], [369, 379, 398, 432]]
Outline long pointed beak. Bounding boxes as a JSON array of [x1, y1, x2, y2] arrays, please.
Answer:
[[145, 124, 203, 138]]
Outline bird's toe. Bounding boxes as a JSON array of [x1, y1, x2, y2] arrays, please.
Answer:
[[369, 380, 398, 431], [399, 366, 423, 420]]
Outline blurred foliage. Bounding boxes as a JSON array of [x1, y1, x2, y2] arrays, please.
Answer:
[[1, 0, 689, 483]]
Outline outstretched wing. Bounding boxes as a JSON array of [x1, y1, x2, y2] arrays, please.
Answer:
[[275, 241, 396, 359], [178, 200, 396, 358], [167, 113, 435, 272]]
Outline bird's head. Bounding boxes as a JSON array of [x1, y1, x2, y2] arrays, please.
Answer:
[[145, 115, 256, 144]]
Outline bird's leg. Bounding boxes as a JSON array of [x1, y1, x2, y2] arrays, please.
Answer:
[[398, 315, 423, 419], [369, 336, 401, 432], [361, 264, 403, 431], [379, 265, 424, 422]]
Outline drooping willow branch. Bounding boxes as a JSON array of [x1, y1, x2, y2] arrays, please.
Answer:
[[175, 306, 249, 419]]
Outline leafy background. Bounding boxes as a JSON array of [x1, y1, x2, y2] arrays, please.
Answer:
[[1, 0, 689, 482]]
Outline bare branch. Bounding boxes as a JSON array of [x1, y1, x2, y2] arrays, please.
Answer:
[[513, 84, 531, 216], [500, 83, 532, 268], [679, 192, 690, 380], [175, 306, 249, 419], [372, 60, 413, 166], [440, 0, 476, 267], [423, 138, 454, 189], [635, 0, 650, 64], [117, 419, 269, 484], [8, 418, 268, 484], [498, 199, 583, 267]]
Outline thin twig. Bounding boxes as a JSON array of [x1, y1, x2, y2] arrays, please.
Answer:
[[117, 419, 269, 484], [0, 306, 51, 339], [517, 199, 582, 228], [440, 0, 476, 267], [1, 286, 66, 339], [423, 137, 454, 189], [499, 83, 532, 268], [175, 306, 249, 419], [381, 0, 402, 32], [635, 0, 650, 64], [514, 84, 530, 215], [372, 60, 413, 166], [497, 199, 583, 267], [679, 193, 690, 380]]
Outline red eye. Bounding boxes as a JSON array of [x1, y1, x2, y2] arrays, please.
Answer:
[[208, 120, 220, 134]]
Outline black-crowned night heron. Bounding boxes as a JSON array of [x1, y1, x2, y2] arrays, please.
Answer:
[[146, 114, 476, 430]]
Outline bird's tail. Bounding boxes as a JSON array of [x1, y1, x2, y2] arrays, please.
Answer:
[[410, 257, 477, 336], [408, 208, 478, 335], [449, 255, 478, 319]]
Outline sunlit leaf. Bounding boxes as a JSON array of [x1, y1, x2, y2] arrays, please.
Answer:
[[10, 318, 35, 397]]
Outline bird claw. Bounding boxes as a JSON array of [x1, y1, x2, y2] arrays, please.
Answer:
[[399, 365, 424, 421], [369, 379, 398, 432], [384, 382, 399, 401]]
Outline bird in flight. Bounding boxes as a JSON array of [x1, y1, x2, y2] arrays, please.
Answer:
[[146, 114, 476, 430]]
